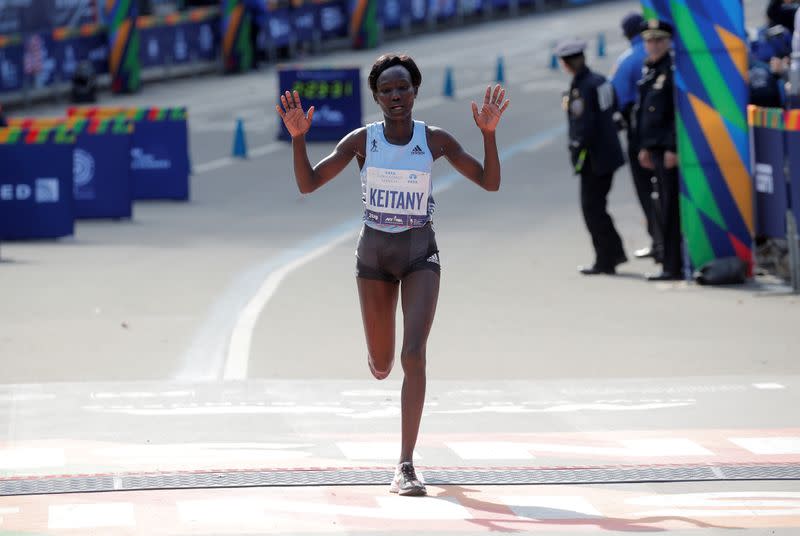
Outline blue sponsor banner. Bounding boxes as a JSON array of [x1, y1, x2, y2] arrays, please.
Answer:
[[318, 0, 348, 39], [266, 7, 293, 48], [408, 0, 427, 23], [0, 43, 24, 93], [54, 33, 109, 81], [140, 25, 168, 67], [291, 4, 318, 42], [459, 0, 486, 16], [139, 21, 208, 67], [430, 0, 457, 21], [130, 120, 190, 200], [278, 66, 361, 142], [788, 129, 800, 227], [193, 20, 218, 61], [73, 130, 133, 219], [381, 0, 408, 29], [0, 136, 74, 240], [752, 126, 788, 238]]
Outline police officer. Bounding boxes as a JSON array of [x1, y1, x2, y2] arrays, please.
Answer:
[[634, 20, 682, 281], [611, 12, 658, 260], [556, 38, 627, 275]]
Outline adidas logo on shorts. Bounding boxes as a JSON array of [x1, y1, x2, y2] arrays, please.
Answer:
[[411, 145, 426, 155], [426, 253, 440, 265]]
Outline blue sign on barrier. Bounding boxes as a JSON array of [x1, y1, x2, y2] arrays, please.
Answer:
[[409, 0, 427, 23], [0, 133, 74, 240], [130, 120, 190, 200], [788, 128, 800, 226], [460, 0, 487, 16], [267, 7, 293, 48], [140, 26, 168, 68], [431, 0, 457, 21], [0, 43, 24, 93], [382, 0, 408, 29], [73, 130, 134, 219], [278, 67, 362, 142], [318, 0, 348, 39], [752, 125, 789, 238], [291, 4, 319, 43]]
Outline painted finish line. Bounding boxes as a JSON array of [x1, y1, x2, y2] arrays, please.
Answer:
[[3, 463, 800, 496], [3, 484, 800, 534]]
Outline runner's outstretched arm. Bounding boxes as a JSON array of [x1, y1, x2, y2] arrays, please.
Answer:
[[276, 89, 363, 193], [431, 84, 509, 191]]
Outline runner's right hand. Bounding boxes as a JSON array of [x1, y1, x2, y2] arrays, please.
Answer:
[[276, 90, 315, 138]]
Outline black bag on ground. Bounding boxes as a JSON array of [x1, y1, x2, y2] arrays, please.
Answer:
[[693, 256, 748, 285]]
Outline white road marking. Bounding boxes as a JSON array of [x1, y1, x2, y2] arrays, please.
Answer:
[[752, 383, 786, 390], [223, 226, 359, 380], [48, 503, 135, 529], [501, 496, 602, 519], [729, 437, 800, 455], [0, 448, 65, 470], [178, 496, 470, 521], [336, 442, 420, 460], [446, 441, 535, 460]]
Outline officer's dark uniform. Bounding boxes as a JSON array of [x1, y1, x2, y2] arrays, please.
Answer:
[[634, 20, 682, 280], [557, 38, 627, 275]]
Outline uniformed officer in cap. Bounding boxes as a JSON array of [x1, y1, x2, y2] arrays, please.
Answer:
[[634, 19, 682, 281], [611, 12, 659, 261], [556, 37, 627, 275]]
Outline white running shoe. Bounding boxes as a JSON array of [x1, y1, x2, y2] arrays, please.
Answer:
[[389, 462, 427, 496]]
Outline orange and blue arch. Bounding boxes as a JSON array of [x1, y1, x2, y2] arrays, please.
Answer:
[[104, 0, 141, 93], [641, 0, 754, 270]]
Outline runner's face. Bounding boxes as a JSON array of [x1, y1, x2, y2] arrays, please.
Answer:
[[374, 65, 417, 119]]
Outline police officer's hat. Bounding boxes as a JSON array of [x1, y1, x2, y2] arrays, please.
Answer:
[[554, 37, 587, 59], [640, 19, 674, 40]]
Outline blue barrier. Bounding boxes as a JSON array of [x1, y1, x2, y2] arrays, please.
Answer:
[[67, 107, 191, 201], [72, 119, 134, 219], [750, 109, 789, 238], [0, 127, 75, 240], [787, 110, 800, 227], [130, 116, 190, 200]]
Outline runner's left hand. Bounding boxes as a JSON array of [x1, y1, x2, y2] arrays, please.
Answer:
[[472, 84, 510, 133]]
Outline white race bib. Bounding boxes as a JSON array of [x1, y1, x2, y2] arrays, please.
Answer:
[[364, 167, 430, 227]]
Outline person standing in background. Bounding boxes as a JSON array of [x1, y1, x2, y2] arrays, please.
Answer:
[[635, 20, 682, 281], [556, 38, 628, 276], [611, 12, 659, 261]]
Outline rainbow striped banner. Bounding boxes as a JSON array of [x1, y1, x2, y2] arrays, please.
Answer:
[[221, 0, 253, 73], [785, 109, 800, 132], [104, 0, 142, 93], [642, 0, 754, 270], [67, 106, 188, 121], [7, 117, 132, 135], [0, 126, 76, 145], [748, 105, 786, 130]]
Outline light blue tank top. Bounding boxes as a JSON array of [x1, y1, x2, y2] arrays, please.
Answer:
[[361, 120, 435, 233]]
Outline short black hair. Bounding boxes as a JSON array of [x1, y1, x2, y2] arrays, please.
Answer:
[[368, 54, 422, 93]]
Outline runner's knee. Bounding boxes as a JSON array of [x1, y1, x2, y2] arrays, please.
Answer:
[[400, 343, 426, 375]]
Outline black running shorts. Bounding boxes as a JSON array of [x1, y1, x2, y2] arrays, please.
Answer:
[[356, 223, 441, 282]]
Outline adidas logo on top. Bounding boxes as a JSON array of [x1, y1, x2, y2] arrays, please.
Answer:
[[411, 145, 426, 155]]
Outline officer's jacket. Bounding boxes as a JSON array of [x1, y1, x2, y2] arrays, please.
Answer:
[[564, 66, 625, 175], [634, 52, 677, 152]]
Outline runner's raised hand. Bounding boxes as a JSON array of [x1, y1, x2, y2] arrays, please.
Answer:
[[276, 90, 315, 138]]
